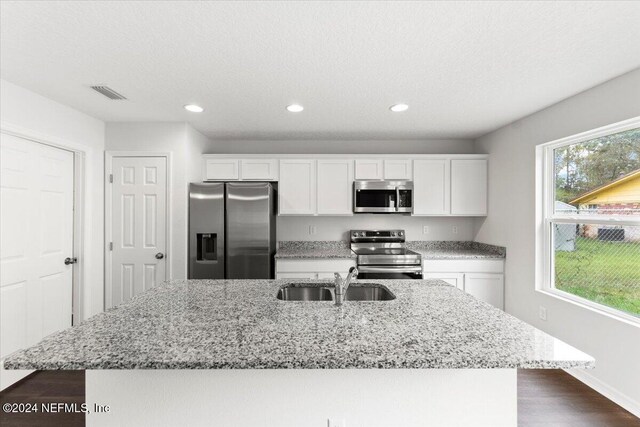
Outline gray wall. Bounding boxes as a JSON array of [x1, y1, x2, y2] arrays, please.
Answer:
[[473, 68, 640, 410]]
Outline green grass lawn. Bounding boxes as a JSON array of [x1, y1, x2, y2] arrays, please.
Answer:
[[555, 237, 640, 316]]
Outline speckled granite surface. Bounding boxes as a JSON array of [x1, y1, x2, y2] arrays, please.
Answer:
[[5, 279, 592, 370], [276, 241, 356, 259], [407, 241, 506, 259]]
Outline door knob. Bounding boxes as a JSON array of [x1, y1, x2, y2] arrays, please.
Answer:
[[155, 252, 165, 260], [64, 257, 78, 265]]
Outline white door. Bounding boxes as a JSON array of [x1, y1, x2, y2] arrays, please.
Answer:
[[354, 159, 383, 180], [451, 159, 488, 216], [317, 159, 353, 215], [1, 134, 74, 386], [109, 157, 167, 307], [240, 159, 278, 180], [464, 273, 504, 310], [422, 273, 464, 290], [413, 159, 450, 215], [204, 158, 239, 181], [384, 159, 412, 180], [278, 159, 316, 215]]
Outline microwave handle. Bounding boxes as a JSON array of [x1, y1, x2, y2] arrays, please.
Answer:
[[395, 187, 400, 211]]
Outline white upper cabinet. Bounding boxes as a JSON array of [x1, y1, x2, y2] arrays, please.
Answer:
[[354, 159, 383, 180], [317, 159, 354, 215], [451, 159, 488, 216], [413, 159, 450, 215], [279, 159, 317, 215], [240, 159, 278, 180], [204, 157, 278, 181], [384, 159, 412, 180], [204, 158, 239, 180]]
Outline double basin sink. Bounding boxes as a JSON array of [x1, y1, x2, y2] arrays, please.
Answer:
[[277, 283, 395, 302]]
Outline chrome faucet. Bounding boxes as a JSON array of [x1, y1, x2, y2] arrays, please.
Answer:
[[334, 266, 358, 306]]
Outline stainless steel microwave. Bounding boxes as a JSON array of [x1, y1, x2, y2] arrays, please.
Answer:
[[353, 180, 413, 213]]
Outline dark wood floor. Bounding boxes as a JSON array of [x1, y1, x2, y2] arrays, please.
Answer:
[[0, 371, 85, 427], [1, 369, 638, 426], [518, 369, 640, 426]]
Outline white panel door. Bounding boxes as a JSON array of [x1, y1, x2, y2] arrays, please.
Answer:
[[278, 159, 316, 215], [384, 159, 412, 180], [240, 159, 278, 180], [0, 134, 74, 367], [464, 273, 504, 310], [354, 159, 383, 180], [204, 158, 239, 180], [422, 273, 464, 290], [317, 159, 353, 215], [413, 159, 450, 215], [451, 159, 488, 216], [110, 157, 167, 307]]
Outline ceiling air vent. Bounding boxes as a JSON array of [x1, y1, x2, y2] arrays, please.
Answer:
[[90, 85, 127, 100]]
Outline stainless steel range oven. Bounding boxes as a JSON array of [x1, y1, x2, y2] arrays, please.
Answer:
[[353, 180, 413, 213], [351, 229, 422, 279]]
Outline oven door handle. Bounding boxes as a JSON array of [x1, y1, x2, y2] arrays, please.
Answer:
[[357, 265, 422, 273]]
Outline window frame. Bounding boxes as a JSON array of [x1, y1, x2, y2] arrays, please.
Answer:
[[535, 116, 640, 325]]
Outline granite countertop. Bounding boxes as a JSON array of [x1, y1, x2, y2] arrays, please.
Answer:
[[407, 241, 506, 260], [275, 241, 356, 259], [5, 279, 593, 370]]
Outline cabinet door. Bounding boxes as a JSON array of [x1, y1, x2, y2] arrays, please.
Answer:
[[317, 159, 353, 215], [241, 159, 278, 180], [279, 159, 317, 215], [204, 159, 239, 180], [451, 159, 487, 215], [384, 159, 412, 180], [464, 273, 504, 310], [354, 159, 383, 180], [276, 272, 317, 279], [413, 159, 450, 215], [422, 273, 464, 290]]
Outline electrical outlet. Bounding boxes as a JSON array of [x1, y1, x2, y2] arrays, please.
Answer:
[[309, 225, 317, 235], [423, 226, 430, 234], [452, 226, 458, 234], [539, 306, 547, 321], [328, 419, 346, 427]]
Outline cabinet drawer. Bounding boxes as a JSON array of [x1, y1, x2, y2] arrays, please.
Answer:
[[422, 259, 504, 273], [276, 259, 355, 273]]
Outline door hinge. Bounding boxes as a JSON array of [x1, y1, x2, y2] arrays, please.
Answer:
[[109, 242, 113, 251], [109, 174, 113, 183]]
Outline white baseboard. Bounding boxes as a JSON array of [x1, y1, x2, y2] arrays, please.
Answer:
[[565, 368, 640, 418]]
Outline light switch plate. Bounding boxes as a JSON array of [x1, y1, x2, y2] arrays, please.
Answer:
[[309, 225, 317, 235], [539, 306, 547, 321]]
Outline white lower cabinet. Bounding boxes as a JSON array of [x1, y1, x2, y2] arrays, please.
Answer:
[[464, 273, 504, 309], [276, 259, 356, 280], [422, 260, 504, 309]]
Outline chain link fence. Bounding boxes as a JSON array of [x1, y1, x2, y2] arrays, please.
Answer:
[[554, 224, 640, 316]]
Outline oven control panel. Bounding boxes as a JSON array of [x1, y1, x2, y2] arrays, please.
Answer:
[[350, 229, 405, 243]]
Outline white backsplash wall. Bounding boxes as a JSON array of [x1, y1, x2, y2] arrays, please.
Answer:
[[277, 215, 474, 241]]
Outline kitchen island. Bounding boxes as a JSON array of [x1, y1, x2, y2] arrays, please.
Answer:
[[6, 279, 593, 426]]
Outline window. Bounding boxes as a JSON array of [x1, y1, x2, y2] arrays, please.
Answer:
[[538, 118, 640, 321]]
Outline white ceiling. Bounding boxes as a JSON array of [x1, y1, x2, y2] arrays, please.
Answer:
[[1, 1, 639, 140]]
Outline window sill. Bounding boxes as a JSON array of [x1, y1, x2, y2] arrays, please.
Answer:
[[536, 288, 640, 328]]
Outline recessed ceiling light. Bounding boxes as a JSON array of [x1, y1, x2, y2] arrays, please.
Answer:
[[390, 103, 409, 112], [286, 104, 304, 113], [184, 104, 204, 113]]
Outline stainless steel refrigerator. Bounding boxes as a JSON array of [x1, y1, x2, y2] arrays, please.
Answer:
[[188, 182, 276, 279]]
